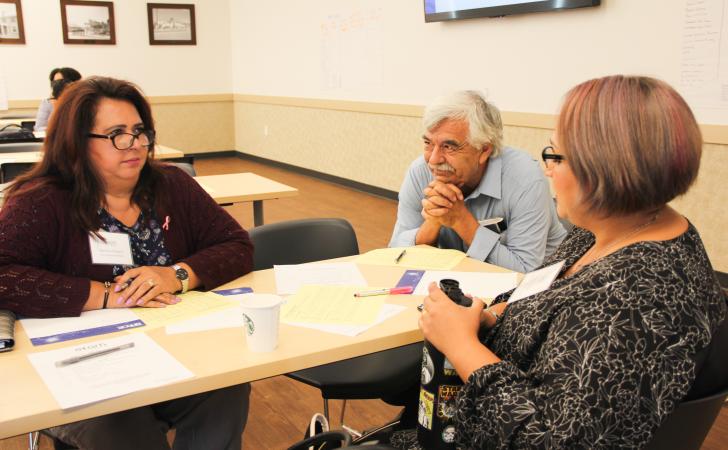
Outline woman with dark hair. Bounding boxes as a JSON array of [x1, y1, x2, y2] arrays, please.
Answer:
[[391, 76, 726, 449], [34, 67, 83, 131], [0, 77, 253, 449]]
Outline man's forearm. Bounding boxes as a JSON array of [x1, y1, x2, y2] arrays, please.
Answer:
[[415, 219, 441, 245], [451, 214, 480, 246]]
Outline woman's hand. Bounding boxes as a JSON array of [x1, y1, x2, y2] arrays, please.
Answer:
[[419, 282, 484, 355], [113, 266, 182, 308]]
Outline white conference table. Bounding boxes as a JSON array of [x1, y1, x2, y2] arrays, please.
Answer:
[[0, 255, 512, 439], [195, 172, 299, 226]]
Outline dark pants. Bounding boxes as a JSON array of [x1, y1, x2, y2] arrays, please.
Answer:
[[382, 380, 420, 429], [46, 383, 251, 450]]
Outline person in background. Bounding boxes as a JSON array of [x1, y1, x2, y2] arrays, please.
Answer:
[[34, 67, 82, 131], [391, 75, 726, 449], [389, 90, 565, 273], [0, 77, 253, 450]]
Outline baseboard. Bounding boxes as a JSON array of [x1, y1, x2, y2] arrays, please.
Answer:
[[188, 150, 398, 200]]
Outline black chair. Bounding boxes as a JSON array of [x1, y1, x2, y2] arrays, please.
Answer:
[[249, 218, 423, 429], [1, 162, 35, 183], [164, 156, 197, 178]]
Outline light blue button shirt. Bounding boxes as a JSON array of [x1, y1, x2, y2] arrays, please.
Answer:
[[389, 147, 566, 273]]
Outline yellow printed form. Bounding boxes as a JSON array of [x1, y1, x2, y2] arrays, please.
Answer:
[[281, 285, 384, 326], [356, 246, 466, 270], [133, 291, 238, 329]]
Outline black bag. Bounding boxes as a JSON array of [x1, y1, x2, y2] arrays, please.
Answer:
[[0, 124, 36, 141]]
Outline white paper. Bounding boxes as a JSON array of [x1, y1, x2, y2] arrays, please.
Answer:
[[165, 293, 252, 334], [413, 271, 519, 299], [89, 231, 134, 265], [21, 309, 142, 339], [273, 262, 367, 295], [508, 260, 565, 304], [285, 303, 407, 337], [27, 333, 193, 409]]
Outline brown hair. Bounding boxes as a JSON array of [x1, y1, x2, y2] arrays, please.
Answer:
[[6, 77, 167, 232], [557, 75, 702, 216]]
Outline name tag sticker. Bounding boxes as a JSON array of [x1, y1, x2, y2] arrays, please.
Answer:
[[89, 231, 134, 266], [508, 260, 566, 304]]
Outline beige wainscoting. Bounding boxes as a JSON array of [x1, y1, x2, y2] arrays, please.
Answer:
[[233, 95, 728, 272]]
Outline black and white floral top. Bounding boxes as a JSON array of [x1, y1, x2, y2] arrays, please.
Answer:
[[392, 223, 726, 449], [98, 208, 173, 276]]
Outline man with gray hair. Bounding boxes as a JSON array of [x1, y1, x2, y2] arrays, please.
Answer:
[[389, 91, 565, 272]]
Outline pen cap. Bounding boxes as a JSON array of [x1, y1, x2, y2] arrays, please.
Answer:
[[438, 279, 472, 307]]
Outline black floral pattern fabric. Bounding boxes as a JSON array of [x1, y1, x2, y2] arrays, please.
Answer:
[[391, 223, 725, 449]]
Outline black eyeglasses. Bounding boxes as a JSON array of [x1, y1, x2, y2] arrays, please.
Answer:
[[541, 145, 566, 168], [88, 129, 155, 151]]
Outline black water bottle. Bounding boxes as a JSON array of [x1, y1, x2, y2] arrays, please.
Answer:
[[416, 279, 471, 449]]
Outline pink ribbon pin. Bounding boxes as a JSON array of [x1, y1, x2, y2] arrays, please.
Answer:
[[162, 216, 170, 230]]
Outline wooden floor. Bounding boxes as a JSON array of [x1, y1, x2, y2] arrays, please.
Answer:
[[1, 155, 726, 449]]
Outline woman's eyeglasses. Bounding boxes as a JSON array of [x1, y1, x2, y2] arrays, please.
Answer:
[[541, 145, 566, 168], [88, 129, 155, 151]]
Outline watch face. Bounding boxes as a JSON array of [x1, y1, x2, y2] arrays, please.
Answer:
[[175, 268, 189, 280]]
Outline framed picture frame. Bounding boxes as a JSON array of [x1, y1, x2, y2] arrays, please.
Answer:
[[0, 0, 25, 44], [60, 0, 116, 45], [147, 3, 196, 45]]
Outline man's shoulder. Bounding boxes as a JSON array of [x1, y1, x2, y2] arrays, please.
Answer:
[[498, 146, 545, 187]]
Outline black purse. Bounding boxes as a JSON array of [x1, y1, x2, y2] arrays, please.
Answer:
[[0, 124, 36, 142]]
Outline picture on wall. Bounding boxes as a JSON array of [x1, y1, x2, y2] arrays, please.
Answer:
[[147, 3, 196, 45], [0, 0, 25, 44], [60, 0, 116, 45]]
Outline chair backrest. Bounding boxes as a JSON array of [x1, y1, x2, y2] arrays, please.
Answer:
[[645, 296, 728, 450], [0, 162, 35, 183], [249, 218, 359, 270], [167, 161, 196, 177]]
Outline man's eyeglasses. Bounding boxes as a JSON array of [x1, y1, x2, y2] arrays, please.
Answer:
[[423, 138, 468, 155], [541, 145, 566, 168], [88, 129, 155, 151]]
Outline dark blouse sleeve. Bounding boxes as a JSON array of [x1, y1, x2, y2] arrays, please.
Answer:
[[0, 188, 90, 317], [455, 247, 724, 449], [168, 168, 254, 289]]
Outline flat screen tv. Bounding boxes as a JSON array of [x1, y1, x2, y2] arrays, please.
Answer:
[[424, 0, 601, 23]]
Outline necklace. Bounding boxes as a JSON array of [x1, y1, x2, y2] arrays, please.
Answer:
[[572, 211, 660, 273]]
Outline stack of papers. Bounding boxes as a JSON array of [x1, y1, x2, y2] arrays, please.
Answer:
[[281, 285, 406, 337], [356, 247, 466, 270], [27, 333, 193, 409], [274, 262, 367, 295], [413, 271, 519, 300], [133, 291, 239, 328]]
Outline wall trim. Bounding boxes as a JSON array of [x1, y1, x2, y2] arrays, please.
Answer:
[[7, 94, 234, 110], [223, 151, 399, 201]]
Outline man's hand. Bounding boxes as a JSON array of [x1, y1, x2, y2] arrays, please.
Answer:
[[421, 181, 479, 245]]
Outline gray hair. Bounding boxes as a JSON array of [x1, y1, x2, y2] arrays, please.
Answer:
[[423, 90, 503, 156]]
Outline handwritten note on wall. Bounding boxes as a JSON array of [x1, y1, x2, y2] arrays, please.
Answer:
[[680, 0, 728, 122], [320, 8, 383, 91]]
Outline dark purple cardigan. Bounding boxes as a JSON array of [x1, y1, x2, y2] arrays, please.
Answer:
[[0, 166, 254, 318]]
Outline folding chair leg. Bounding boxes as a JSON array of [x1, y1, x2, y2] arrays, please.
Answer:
[[323, 398, 330, 423], [28, 431, 39, 450]]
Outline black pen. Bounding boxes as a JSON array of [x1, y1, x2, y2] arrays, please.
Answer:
[[115, 277, 136, 292], [55, 342, 135, 367], [395, 249, 407, 264]]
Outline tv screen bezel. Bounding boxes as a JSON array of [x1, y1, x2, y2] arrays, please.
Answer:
[[424, 0, 601, 23]]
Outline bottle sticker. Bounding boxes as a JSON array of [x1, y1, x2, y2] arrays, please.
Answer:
[[418, 388, 434, 430], [421, 346, 434, 385], [443, 357, 456, 376], [442, 425, 456, 443], [437, 385, 460, 419]]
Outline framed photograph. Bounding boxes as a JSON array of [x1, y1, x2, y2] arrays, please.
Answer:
[[147, 3, 196, 45], [60, 0, 115, 45], [0, 0, 25, 44]]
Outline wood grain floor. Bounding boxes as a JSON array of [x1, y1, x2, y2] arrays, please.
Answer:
[[1, 156, 725, 450]]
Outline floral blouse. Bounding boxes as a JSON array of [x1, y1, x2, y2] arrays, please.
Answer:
[[391, 223, 726, 449], [98, 208, 173, 276]]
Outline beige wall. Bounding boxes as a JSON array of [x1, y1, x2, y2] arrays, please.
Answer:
[[232, 96, 728, 273]]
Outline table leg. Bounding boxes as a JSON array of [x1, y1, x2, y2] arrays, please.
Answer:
[[253, 200, 264, 227]]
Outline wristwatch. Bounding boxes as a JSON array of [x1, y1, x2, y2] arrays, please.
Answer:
[[172, 264, 189, 293]]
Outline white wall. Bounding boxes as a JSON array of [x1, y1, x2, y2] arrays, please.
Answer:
[[0, 0, 232, 100], [230, 0, 727, 125]]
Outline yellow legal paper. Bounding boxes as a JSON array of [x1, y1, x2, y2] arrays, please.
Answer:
[[281, 285, 384, 326], [133, 291, 238, 329], [356, 246, 466, 270]]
